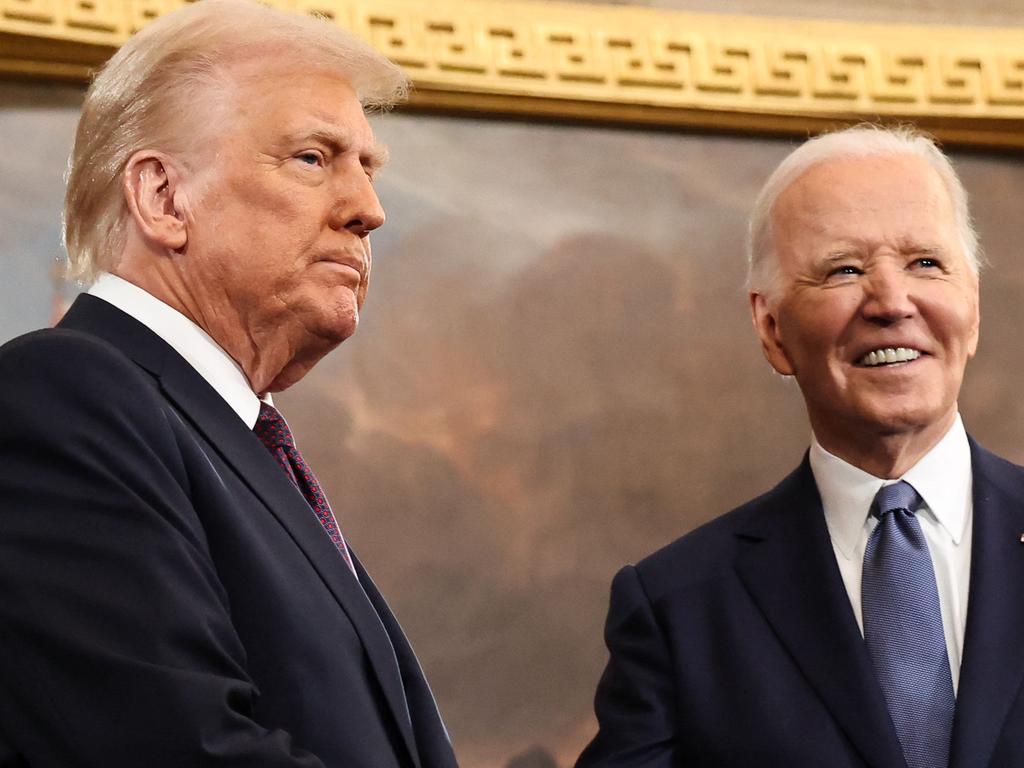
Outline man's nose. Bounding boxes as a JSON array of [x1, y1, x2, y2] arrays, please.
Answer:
[[862, 265, 915, 322], [331, 172, 385, 236]]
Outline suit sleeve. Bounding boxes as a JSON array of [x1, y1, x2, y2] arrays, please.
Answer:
[[0, 331, 325, 767], [576, 564, 679, 768]]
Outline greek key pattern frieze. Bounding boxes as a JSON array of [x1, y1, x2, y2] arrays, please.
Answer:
[[3, 0, 1024, 142]]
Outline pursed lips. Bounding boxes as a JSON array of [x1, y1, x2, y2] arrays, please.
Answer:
[[318, 254, 365, 283]]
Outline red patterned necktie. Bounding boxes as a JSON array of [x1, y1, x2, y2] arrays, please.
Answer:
[[253, 402, 356, 575]]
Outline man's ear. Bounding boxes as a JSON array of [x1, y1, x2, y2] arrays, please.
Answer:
[[967, 285, 981, 359], [749, 291, 795, 376], [123, 151, 188, 252]]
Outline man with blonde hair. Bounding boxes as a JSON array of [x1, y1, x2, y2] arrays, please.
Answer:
[[578, 125, 1024, 767], [0, 1, 459, 766]]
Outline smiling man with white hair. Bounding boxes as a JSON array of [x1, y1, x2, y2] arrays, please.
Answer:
[[0, 1, 458, 766], [578, 125, 1024, 768]]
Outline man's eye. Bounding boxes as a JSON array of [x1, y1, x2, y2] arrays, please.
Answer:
[[296, 152, 323, 166], [914, 257, 941, 269], [829, 265, 861, 277]]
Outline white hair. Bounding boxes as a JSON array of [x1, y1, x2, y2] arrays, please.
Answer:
[[746, 124, 979, 301], [64, 0, 409, 284]]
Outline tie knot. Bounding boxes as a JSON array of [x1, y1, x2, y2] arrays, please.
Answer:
[[872, 480, 921, 519], [253, 401, 295, 451]]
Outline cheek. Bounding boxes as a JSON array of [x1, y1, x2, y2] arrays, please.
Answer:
[[925, 292, 979, 353], [236, 221, 312, 281], [194, 186, 325, 287], [779, 310, 838, 362]]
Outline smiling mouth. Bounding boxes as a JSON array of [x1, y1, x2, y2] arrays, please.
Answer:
[[857, 347, 923, 367]]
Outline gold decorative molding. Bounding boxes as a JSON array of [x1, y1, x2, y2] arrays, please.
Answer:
[[2, 0, 1024, 148]]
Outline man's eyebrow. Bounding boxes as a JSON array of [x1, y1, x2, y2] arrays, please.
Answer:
[[363, 142, 389, 172], [823, 249, 858, 262], [899, 242, 943, 255]]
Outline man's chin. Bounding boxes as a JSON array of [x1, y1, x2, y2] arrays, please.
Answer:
[[321, 310, 360, 345], [306, 295, 360, 344], [856, 399, 954, 439], [268, 335, 347, 392]]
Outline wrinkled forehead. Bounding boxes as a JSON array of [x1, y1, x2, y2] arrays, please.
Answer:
[[221, 55, 362, 111], [771, 154, 960, 245], [781, 153, 948, 206], [189, 56, 383, 156]]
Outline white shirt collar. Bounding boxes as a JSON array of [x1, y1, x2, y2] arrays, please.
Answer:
[[811, 414, 972, 559], [88, 273, 266, 428]]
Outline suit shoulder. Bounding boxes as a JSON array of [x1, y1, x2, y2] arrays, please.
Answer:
[[633, 464, 807, 595], [635, 498, 759, 580], [969, 437, 1024, 494], [1, 325, 131, 365], [0, 326, 154, 391], [0, 326, 168, 435], [971, 439, 1024, 473]]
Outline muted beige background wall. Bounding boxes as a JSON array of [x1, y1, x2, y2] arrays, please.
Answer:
[[2, 3, 1024, 766]]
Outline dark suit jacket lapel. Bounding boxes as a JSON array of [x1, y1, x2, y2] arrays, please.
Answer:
[[355, 556, 457, 768], [949, 441, 1024, 768], [158, 364, 424, 768], [734, 458, 908, 768], [60, 295, 423, 768]]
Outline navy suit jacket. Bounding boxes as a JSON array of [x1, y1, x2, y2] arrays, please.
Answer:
[[0, 295, 458, 768], [577, 442, 1024, 767]]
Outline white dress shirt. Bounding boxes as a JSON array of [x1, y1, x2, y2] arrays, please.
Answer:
[[809, 415, 973, 693], [88, 273, 266, 429]]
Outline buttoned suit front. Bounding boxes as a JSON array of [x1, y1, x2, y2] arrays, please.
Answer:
[[577, 442, 1024, 768], [0, 294, 458, 768]]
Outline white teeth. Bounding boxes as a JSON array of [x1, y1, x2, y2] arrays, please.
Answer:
[[858, 347, 922, 367]]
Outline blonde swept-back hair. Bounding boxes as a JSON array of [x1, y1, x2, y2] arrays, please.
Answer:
[[64, 0, 409, 284], [746, 124, 980, 302]]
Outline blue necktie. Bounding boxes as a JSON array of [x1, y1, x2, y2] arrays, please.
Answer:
[[862, 480, 955, 768]]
